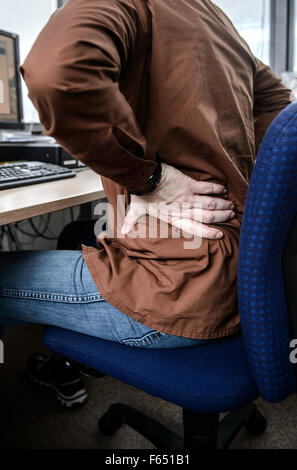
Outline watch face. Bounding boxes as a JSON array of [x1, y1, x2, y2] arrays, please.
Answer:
[[131, 162, 162, 196]]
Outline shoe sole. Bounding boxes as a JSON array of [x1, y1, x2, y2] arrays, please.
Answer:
[[28, 372, 88, 408]]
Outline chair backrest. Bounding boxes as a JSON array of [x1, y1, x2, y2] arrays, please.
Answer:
[[238, 101, 297, 402]]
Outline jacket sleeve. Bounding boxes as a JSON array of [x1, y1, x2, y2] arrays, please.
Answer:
[[19, 0, 157, 192], [253, 58, 292, 154]]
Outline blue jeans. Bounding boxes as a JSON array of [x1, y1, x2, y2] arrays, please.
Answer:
[[0, 250, 208, 348]]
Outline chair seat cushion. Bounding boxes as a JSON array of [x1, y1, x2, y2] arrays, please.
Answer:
[[43, 327, 258, 413]]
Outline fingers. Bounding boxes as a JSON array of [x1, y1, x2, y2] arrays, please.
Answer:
[[171, 218, 224, 239], [201, 209, 235, 224], [160, 196, 235, 212], [176, 195, 234, 210], [120, 193, 234, 236], [121, 203, 146, 234], [194, 196, 235, 211], [165, 208, 234, 224], [189, 179, 227, 195]]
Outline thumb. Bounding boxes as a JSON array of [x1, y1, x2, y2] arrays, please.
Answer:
[[121, 203, 146, 234]]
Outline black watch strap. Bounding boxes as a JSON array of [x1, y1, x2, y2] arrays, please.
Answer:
[[131, 161, 162, 196]]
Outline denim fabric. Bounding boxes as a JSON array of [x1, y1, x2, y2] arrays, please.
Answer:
[[0, 250, 208, 349]]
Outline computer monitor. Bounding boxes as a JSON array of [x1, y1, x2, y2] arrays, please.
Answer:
[[0, 29, 24, 129]]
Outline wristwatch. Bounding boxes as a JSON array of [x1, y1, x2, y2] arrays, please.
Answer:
[[131, 161, 162, 196]]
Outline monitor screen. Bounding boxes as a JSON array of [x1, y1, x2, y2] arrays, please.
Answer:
[[0, 30, 23, 129]]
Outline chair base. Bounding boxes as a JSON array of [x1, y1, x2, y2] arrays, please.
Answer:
[[98, 403, 267, 449]]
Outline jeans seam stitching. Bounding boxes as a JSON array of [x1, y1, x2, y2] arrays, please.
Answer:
[[0, 288, 103, 303], [122, 331, 167, 347]]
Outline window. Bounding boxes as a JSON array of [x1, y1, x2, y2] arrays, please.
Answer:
[[214, 0, 271, 65]]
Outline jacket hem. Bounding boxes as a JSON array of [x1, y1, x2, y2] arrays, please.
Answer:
[[82, 245, 241, 340]]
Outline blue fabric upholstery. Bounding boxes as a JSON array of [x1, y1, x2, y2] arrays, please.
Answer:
[[43, 101, 297, 413], [238, 101, 297, 402], [43, 327, 257, 413]]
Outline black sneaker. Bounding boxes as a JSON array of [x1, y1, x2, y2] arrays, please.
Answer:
[[27, 353, 88, 407]]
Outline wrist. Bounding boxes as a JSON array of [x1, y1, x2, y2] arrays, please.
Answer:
[[131, 161, 163, 196]]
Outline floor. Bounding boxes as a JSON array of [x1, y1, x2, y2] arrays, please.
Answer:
[[0, 325, 296, 449]]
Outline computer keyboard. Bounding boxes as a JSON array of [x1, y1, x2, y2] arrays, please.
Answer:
[[0, 161, 76, 190]]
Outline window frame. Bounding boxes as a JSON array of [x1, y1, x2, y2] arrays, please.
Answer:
[[270, 0, 295, 75], [287, 0, 296, 71]]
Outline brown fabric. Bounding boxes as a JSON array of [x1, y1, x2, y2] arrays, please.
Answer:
[[20, 0, 292, 339]]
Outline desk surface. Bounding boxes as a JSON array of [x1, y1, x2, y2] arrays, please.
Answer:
[[0, 169, 105, 225]]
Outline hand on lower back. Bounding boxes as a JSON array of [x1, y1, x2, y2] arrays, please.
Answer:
[[121, 163, 235, 239]]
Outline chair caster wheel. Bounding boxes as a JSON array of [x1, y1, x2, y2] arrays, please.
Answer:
[[245, 410, 267, 435], [98, 410, 122, 436]]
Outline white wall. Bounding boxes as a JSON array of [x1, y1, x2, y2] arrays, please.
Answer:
[[0, 0, 57, 123]]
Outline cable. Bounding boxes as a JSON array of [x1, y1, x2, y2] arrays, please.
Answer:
[[6, 224, 22, 250], [2, 226, 14, 251], [12, 213, 61, 245], [2, 209, 71, 251], [14, 218, 39, 239], [38, 214, 55, 236], [39, 214, 60, 238], [14, 214, 59, 241], [13, 222, 38, 243], [28, 218, 58, 240], [13, 216, 57, 241], [3, 207, 75, 251]]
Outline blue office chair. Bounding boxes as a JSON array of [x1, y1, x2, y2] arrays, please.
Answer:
[[42, 101, 297, 449]]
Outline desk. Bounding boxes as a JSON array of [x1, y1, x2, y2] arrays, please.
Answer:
[[0, 169, 105, 226]]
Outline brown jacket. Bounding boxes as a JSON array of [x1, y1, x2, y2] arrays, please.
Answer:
[[20, 0, 292, 339]]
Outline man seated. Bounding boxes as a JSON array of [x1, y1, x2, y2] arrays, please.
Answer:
[[0, 0, 291, 405]]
